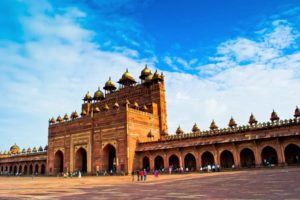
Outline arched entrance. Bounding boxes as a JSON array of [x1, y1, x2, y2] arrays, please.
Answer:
[[240, 148, 255, 168], [220, 150, 235, 168], [261, 146, 278, 166], [184, 153, 196, 171], [75, 147, 87, 173], [284, 144, 300, 165], [41, 164, 46, 175], [29, 165, 33, 175], [13, 165, 17, 174], [169, 154, 180, 169], [34, 164, 39, 174], [201, 151, 215, 167], [154, 155, 164, 170], [103, 144, 116, 173], [54, 150, 64, 174], [24, 165, 28, 175], [142, 156, 150, 171], [19, 165, 22, 174]]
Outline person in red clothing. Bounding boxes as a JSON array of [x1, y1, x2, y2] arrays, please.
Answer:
[[139, 169, 144, 181]]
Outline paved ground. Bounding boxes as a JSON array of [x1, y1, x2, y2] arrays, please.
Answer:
[[0, 167, 299, 200]]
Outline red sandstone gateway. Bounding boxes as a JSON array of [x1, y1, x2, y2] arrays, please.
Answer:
[[0, 66, 300, 175]]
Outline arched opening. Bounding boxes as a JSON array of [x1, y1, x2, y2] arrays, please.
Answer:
[[0, 166, 3, 172], [9, 166, 12, 173], [169, 154, 180, 170], [284, 144, 300, 165], [24, 165, 28, 175], [154, 155, 164, 170], [240, 148, 256, 168], [184, 153, 196, 171], [201, 151, 215, 167], [29, 164, 33, 175], [142, 156, 150, 171], [103, 144, 116, 173], [75, 147, 87, 173], [13, 165, 17, 174], [19, 165, 22, 174], [261, 146, 278, 166], [34, 164, 39, 174], [41, 164, 46, 175], [54, 150, 64, 174], [220, 150, 235, 168]]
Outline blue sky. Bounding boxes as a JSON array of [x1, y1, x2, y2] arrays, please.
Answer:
[[0, 0, 300, 151]]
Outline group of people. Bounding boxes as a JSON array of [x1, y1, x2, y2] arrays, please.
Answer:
[[132, 169, 159, 182], [200, 164, 221, 172]]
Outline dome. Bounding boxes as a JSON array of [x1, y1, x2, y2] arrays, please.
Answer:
[[140, 65, 152, 80], [118, 69, 136, 85], [103, 103, 109, 111], [270, 110, 279, 121], [10, 143, 20, 154], [32, 146, 37, 153], [63, 113, 69, 121], [294, 106, 300, 118], [49, 117, 55, 124], [83, 91, 92, 102], [94, 87, 104, 101], [38, 146, 43, 152], [248, 113, 258, 125], [71, 111, 79, 119], [103, 77, 117, 91], [123, 99, 130, 106], [44, 145, 48, 151], [133, 101, 139, 109], [152, 70, 163, 82], [27, 147, 32, 153], [192, 123, 200, 133], [56, 115, 63, 123], [228, 117, 237, 127], [22, 148, 26, 154], [210, 120, 218, 130], [176, 126, 184, 135], [113, 101, 119, 109], [141, 104, 148, 111], [94, 106, 100, 113]]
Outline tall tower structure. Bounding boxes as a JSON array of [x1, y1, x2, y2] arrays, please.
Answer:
[[47, 66, 167, 175]]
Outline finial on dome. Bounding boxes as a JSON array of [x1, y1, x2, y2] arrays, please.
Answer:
[[176, 126, 184, 135], [270, 109, 279, 122]]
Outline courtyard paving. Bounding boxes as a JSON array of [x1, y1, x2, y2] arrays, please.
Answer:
[[0, 167, 299, 199]]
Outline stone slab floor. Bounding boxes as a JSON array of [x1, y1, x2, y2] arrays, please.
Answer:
[[0, 167, 299, 200]]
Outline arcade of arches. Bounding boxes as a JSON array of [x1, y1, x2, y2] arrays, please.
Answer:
[[138, 141, 300, 171]]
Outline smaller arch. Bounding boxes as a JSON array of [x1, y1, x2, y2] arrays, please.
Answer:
[[261, 146, 278, 166], [220, 150, 235, 168], [154, 155, 164, 171], [142, 156, 150, 171], [13, 165, 17, 174], [184, 153, 196, 171], [24, 165, 28, 175], [240, 148, 256, 168], [19, 165, 23, 174], [34, 164, 39, 174], [169, 154, 180, 170], [201, 151, 215, 167], [75, 147, 87, 173], [29, 164, 33, 175], [284, 144, 300, 165], [41, 164, 46, 175]]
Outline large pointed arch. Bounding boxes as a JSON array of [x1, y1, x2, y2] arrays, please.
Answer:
[[75, 147, 87, 173], [54, 150, 64, 174]]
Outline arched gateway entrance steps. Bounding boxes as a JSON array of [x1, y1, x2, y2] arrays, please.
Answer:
[[240, 148, 255, 168], [284, 144, 300, 165]]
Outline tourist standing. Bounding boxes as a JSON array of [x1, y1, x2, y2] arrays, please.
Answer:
[[131, 171, 135, 182], [143, 169, 147, 181], [139, 169, 144, 181], [136, 169, 140, 181]]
